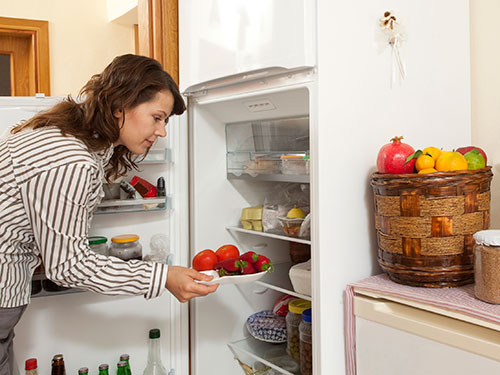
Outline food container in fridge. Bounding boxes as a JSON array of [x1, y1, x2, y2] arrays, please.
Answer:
[[280, 154, 309, 175], [289, 260, 311, 296]]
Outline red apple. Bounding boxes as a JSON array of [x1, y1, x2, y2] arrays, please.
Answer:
[[456, 146, 487, 165]]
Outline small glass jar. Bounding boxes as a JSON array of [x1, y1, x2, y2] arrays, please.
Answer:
[[289, 243, 311, 263], [473, 230, 500, 304], [89, 236, 108, 256], [299, 308, 312, 375], [109, 234, 142, 261], [285, 299, 311, 361]]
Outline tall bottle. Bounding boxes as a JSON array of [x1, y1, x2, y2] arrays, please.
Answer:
[[98, 364, 109, 375], [51, 354, 66, 375], [117, 361, 128, 375], [142, 328, 167, 375], [119, 354, 132, 375], [25, 358, 38, 375]]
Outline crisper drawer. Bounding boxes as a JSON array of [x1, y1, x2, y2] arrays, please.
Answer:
[[354, 295, 500, 375]]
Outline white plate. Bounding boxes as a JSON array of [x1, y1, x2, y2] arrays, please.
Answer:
[[197, 270, 267, 285]]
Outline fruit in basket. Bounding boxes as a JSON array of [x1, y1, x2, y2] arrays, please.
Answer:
[[415, 154, 435, 172], [464, 149, 486, 170], [456, 146, 488, 165], [192, 249, 218, 271], [418, 168, 437, 174], [376, 136, 415, 174], [287, 207, 306, 219], [435, 151, 468, 172], [422, 146, 442, 161], [215, 244, 240, 262]]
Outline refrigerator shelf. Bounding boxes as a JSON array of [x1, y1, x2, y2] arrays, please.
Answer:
[[136, 148, 170, 164], [256, 262, 311, 301], [226, 226, 311, 245], [227, 337, 299, 375], [95, 196, 168, 214], [32, 287, 85, 298], [227, 172, 309, 183]]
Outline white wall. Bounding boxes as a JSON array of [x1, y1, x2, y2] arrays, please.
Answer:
[[316, 1, 470, 374], [0, 0, 135, 96], [470, 0, 500, 227]]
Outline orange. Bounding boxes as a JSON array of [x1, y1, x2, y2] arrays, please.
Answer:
[[422, 146, 441, 161], [415, 154, 435, 171], [435, 151, 468, 172], [418, 167, 437, 174]]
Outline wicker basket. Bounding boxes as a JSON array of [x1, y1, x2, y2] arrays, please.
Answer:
[[371, 167, 493, 288]]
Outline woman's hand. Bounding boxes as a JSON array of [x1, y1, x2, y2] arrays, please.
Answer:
[[165, 266, 218, 302]]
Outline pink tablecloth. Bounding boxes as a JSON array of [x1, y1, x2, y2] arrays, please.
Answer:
[[344, 274, 500, 375]]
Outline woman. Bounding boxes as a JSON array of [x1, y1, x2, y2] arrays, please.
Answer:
[[0, 54, 217, 374]]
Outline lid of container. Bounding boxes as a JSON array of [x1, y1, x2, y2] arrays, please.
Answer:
[[119, 354, 129, 360], [288, 298, 311, 314], [280, 154, 307, 160], [111, 234, 139, 243], [89, 236, 107, 245], [149, 328, 161, 339], [78, 367, 89, 374], [117, 361, 127, 368], [25, 358, 37, 370], [473, 230, 500, 247], [99, 364, 109, 370], [52, 354, 64, 361], [302, 308, 312, 323]]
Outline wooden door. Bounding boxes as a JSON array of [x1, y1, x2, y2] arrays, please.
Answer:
[[0, 17, 50, 96]]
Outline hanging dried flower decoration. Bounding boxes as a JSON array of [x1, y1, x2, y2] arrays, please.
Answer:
[[378, 11, 406, 87]]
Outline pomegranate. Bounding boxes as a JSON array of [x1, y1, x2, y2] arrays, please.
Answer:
[[455, 146, 487, 165], [377, 136, 415, 174]]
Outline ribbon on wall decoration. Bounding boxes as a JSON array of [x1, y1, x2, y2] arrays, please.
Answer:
[[377, 11, 407, 87]]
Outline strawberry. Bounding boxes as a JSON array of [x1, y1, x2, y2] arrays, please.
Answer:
[[214, 257, 243, 273], [240, 251, 259, 264], [239, 261, 257, 275]]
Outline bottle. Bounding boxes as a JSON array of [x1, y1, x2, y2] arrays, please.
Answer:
[[51, 354, 66, 375], [120, 354, 132, 375], [117, 361, 128, 375], [78, 368, 89, 375], [98, 364, 109, 375], [156, 177, 166, 208], [143, 328, 167, 375], [25, 358, 37, 375]]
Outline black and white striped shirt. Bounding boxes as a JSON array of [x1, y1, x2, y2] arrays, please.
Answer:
[[0, 126, 168, 308]]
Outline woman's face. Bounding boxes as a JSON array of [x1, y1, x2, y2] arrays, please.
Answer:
[[114, 89, 175, 154]]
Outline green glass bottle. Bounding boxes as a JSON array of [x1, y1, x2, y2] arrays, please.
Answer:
[[98, 364, 109, 375], [78, 368, 88, 375], [117, 361, 128, 375], [119, 354, 132, 375]]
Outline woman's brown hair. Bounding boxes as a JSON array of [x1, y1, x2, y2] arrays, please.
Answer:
[[11, 54, 186, 180]]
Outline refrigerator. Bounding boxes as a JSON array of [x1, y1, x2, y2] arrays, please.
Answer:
[[2, 0, 473, 374]]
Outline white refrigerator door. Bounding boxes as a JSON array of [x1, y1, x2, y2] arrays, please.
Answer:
[[0, 97, 186, 375], [354, 295, 500, 375]]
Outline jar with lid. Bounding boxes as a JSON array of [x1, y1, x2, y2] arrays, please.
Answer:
[[89, 236, 108, 256], [473, 230, 500, 304], [299, 308, 312, 375], [286, 299, 311, 361], [109, 234, 142, 261]]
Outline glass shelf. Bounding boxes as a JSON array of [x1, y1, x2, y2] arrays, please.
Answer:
[[228, 337, 300, 375], [95, 196, 168, 214], [136, 148, 170, 164], [226, 226, 311, 245], [227, 172, 309, 183], [31, 273, 85, 298], [256, 262, 311, 301]]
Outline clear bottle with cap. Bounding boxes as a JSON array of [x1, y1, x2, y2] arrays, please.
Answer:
[[98, 364, 109, 375], [473, 229, 500, 304], [89, 236, 108, 256], [299, 308, 312, 375], [285, 299, 311, 361], [143, 328, 167, 375], [109, 234, 142, 261], [51, 354, 66, 375], [25, 358, 38, 375], [120, 354, 132, 375]]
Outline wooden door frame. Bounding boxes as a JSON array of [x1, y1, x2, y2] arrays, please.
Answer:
[[0, 16, 50, 95], [137, 0, 179, 85]]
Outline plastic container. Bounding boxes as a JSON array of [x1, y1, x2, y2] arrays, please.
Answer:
[[109, 234, 142, 261], [278, 217, 304, 237], [289, 260, 311, 296], [473, 230, 500, 304], [280, 154, 309, 175], [286, 299, 311, 361], [89, 236, 108, 256], [299, 308, 312, 375]]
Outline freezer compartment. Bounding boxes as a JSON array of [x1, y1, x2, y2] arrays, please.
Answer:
[[226, 117, 309, 181]]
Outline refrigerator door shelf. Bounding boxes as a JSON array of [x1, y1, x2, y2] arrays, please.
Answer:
[[228, 337, 299, 375], [95, 196, 169, 214], [138, 147, 170, 164]]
